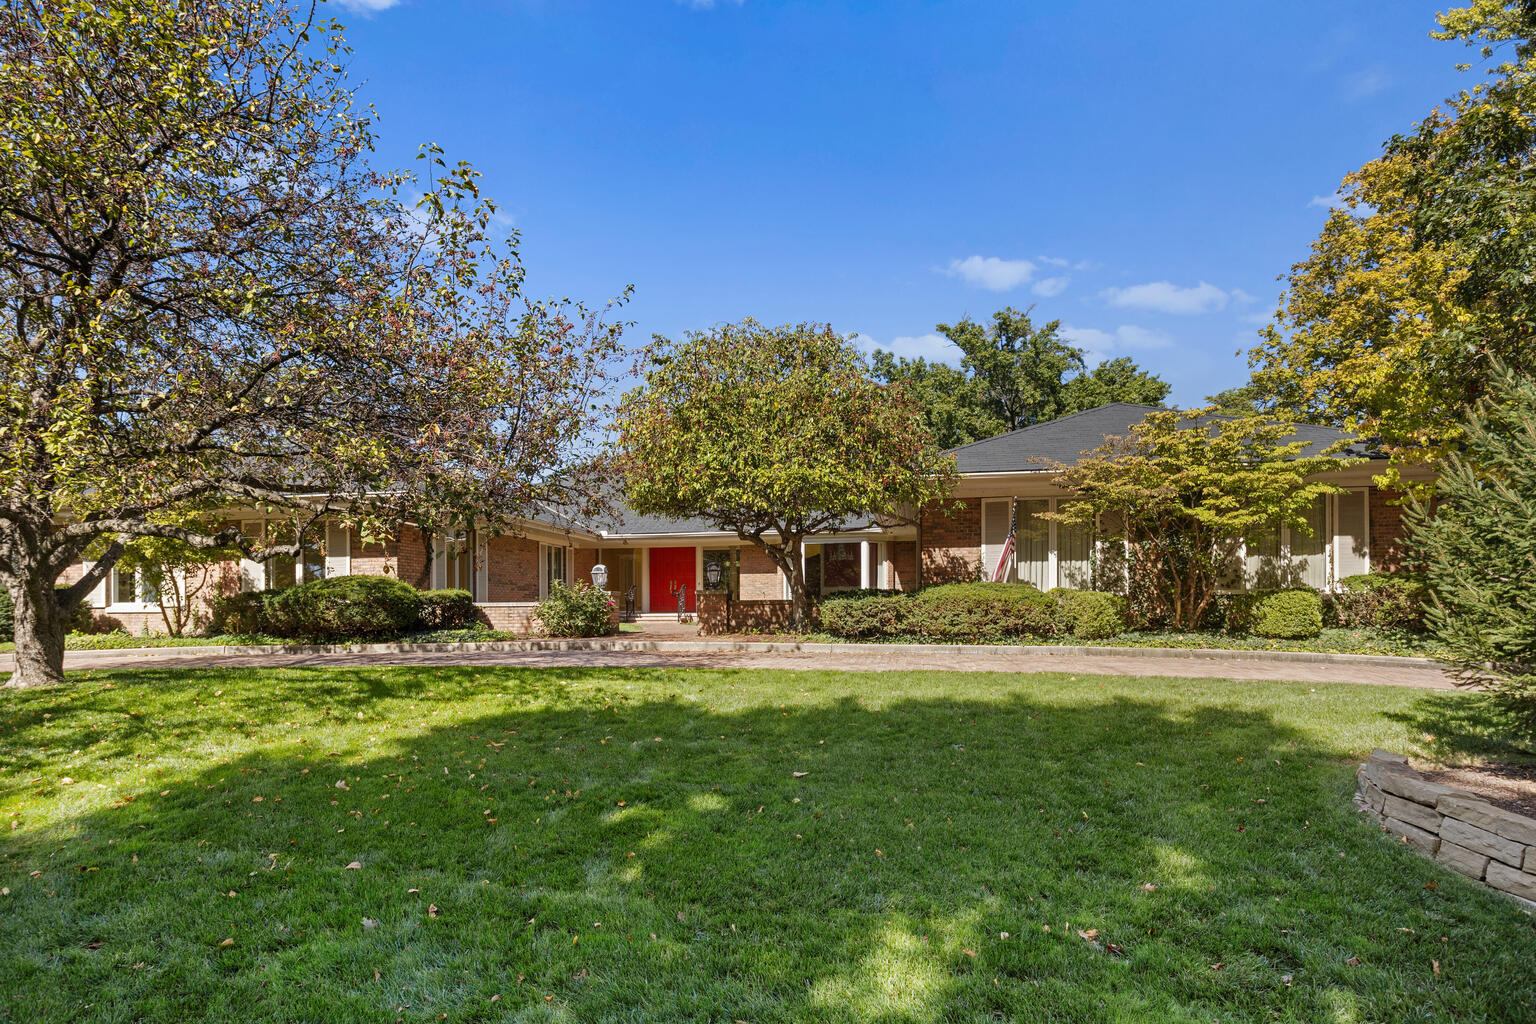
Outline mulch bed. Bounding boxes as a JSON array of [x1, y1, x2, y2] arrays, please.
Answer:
[[1424, 762, 1536, 817]]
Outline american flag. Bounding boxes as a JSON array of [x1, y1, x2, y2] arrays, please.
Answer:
[[990, 503, 1016, 582]]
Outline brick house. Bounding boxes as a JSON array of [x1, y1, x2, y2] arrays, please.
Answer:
[[69, 402, 1423, 634]]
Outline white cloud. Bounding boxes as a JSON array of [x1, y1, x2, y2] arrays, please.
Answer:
[[944, 255, 1036, 292], [1059, 324, 1172, 364], [1101, 280, 1229, 315], [1039, 255, 1097, 271], [853, 332, 963, 367], [1032, 276, 1069, 298], [1229, 287, 1256, 304], [1309, 192, 1349, 209], [335, 0, 401, 12], [682, 0, 743, 7], [1345, 68, 1389, 100]]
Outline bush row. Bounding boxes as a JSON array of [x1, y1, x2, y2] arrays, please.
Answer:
[[819, 582, 1129, 643], [210, 577, 481, 641], [819, 573, 1429, 643]]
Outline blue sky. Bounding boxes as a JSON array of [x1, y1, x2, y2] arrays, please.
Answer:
[[336, 0, 1471, 406]]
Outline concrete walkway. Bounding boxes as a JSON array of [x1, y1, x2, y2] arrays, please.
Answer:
[[2, 642, 1458, 689]]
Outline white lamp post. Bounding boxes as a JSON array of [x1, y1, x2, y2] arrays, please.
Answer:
[[591, 563, 609, 590]]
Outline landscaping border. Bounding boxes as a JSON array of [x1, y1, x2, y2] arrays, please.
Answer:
[[79, 637, 1441, 669], [1356, 750, 1536, 911]]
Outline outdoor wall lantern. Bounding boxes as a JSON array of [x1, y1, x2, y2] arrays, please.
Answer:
[[703, 559, 724, 591], [591, 563, 609, 590]]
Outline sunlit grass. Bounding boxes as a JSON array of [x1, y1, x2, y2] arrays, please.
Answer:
[[0, 667, 1530, 1022]]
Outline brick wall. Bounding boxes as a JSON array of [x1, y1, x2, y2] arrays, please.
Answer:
[[574, 548, 598, 583], [921, 503, 981, 585], [1356, 750, 1536, 908], [1369, 487, 1413, 573], [478, 603, 539, 633], [397, 526, 431, 589], [351, 531, 396, 578], [486, 534, 541, 602], [888, 541, 916, 592], [738, 545, 784, 601], [698, 592, 797, 635]]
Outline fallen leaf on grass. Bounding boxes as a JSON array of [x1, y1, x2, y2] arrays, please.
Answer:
[[1432, 959, 1441, 975], [1345, 957, 1361, 966], [345, 861, 362, 870], [962, 949, 976, 958], [792, 771, 808, 778], [362, 918, 378, 930], [428, 904, 439, 917], [218, 938, 234, 947], [1280, 973, 1293, 987]]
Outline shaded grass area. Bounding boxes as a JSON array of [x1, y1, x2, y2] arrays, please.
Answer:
[[795, 627, 1442, 658], [0, 667, 1531, 1023]]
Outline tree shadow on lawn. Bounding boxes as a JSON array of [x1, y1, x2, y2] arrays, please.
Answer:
[[1383, 690, 1536, 764], [1, 667, 1532, 1024]]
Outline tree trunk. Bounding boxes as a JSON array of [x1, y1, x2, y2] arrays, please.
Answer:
[[8, 581, 69, 688]]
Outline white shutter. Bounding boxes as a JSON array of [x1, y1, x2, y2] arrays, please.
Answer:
[[239, 521, 264, 592], [475, 536, 488, 602], [325, 523, 350, 578], [431, 535, 446, 591], [1333, 489, 1370, 582], [80, 560, 108, 611]]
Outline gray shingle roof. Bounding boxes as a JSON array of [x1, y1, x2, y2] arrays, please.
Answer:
[[947, 402, 1377, 473]]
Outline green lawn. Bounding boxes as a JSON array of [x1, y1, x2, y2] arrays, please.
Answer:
[[0, 667, 1531, 1023]]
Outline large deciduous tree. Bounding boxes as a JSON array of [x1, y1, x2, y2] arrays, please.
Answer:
[[870, 309, 1170, 449], [1248, 1, 1536, 481], [1050, 411, 1356, 629], [0, 0, 624, 686], [615, 320, 956, 625]]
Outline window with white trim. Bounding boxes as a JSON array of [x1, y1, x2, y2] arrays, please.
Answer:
[[540, 543, 568, 598], [109, 566, 158, 609]]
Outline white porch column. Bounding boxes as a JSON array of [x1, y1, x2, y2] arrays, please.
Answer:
[[859, 540, 871, 589]]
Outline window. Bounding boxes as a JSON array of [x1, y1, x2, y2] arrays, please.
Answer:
[[1242, 496, 1329, 590], [437, 531, 477, 597], [1016, 500, 1051, 589], [1056, 500, 1094, 589], [542, 544, 567, 597], [110, 567, 157, 607]]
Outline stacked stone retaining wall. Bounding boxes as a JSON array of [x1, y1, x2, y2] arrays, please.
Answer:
[[1356, 749, 1536, 909]]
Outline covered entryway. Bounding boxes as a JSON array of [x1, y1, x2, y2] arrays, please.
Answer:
[[648, 546, 697, 613]]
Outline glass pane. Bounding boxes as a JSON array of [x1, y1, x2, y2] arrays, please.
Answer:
[[302, 539, 325, 584], [1245, 521, 1284, 589], [1017, 500, 1050, 590], [1291, 496, 1327, 589], [114, 570, 136, 605], [1056, 501, 1093, 589]]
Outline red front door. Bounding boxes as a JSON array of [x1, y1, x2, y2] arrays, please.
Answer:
[[648, 547, 696, 613]]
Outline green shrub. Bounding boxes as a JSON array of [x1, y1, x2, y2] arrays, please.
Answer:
[[818, 592, 911, 639], [265, 576, 423, 641], [418, 589, 480, 630], [1050, 588, 1128, 640], [210, 590, 274, 636], [906, 582, 1058, 642], [1232, 588, 1323, 639], [1325, 573, 1428, 631], [535, 580, 614, 637]]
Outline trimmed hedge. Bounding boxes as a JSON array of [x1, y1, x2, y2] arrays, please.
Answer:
[[819, 582, 1058, 642], [1230, 588, 1323, 639], [1050, 588, 1128, 640], [210, 591, 272, 635], [535, 580, 613, 638], [1325, 573, 1427, 631], [265, 576, 424, 641], [818, 592, 910, 639], [418, 589, 480, 630]]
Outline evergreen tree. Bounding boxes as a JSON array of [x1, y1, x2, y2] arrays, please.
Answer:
[[1409, 361, 1536, 731]]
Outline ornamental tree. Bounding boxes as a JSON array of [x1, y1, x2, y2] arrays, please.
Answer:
[[1248, 1, 1536, 481], [0, 0, 624, 686], [615, 320, 956, 625], [1050, 410, 1357, 629]]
